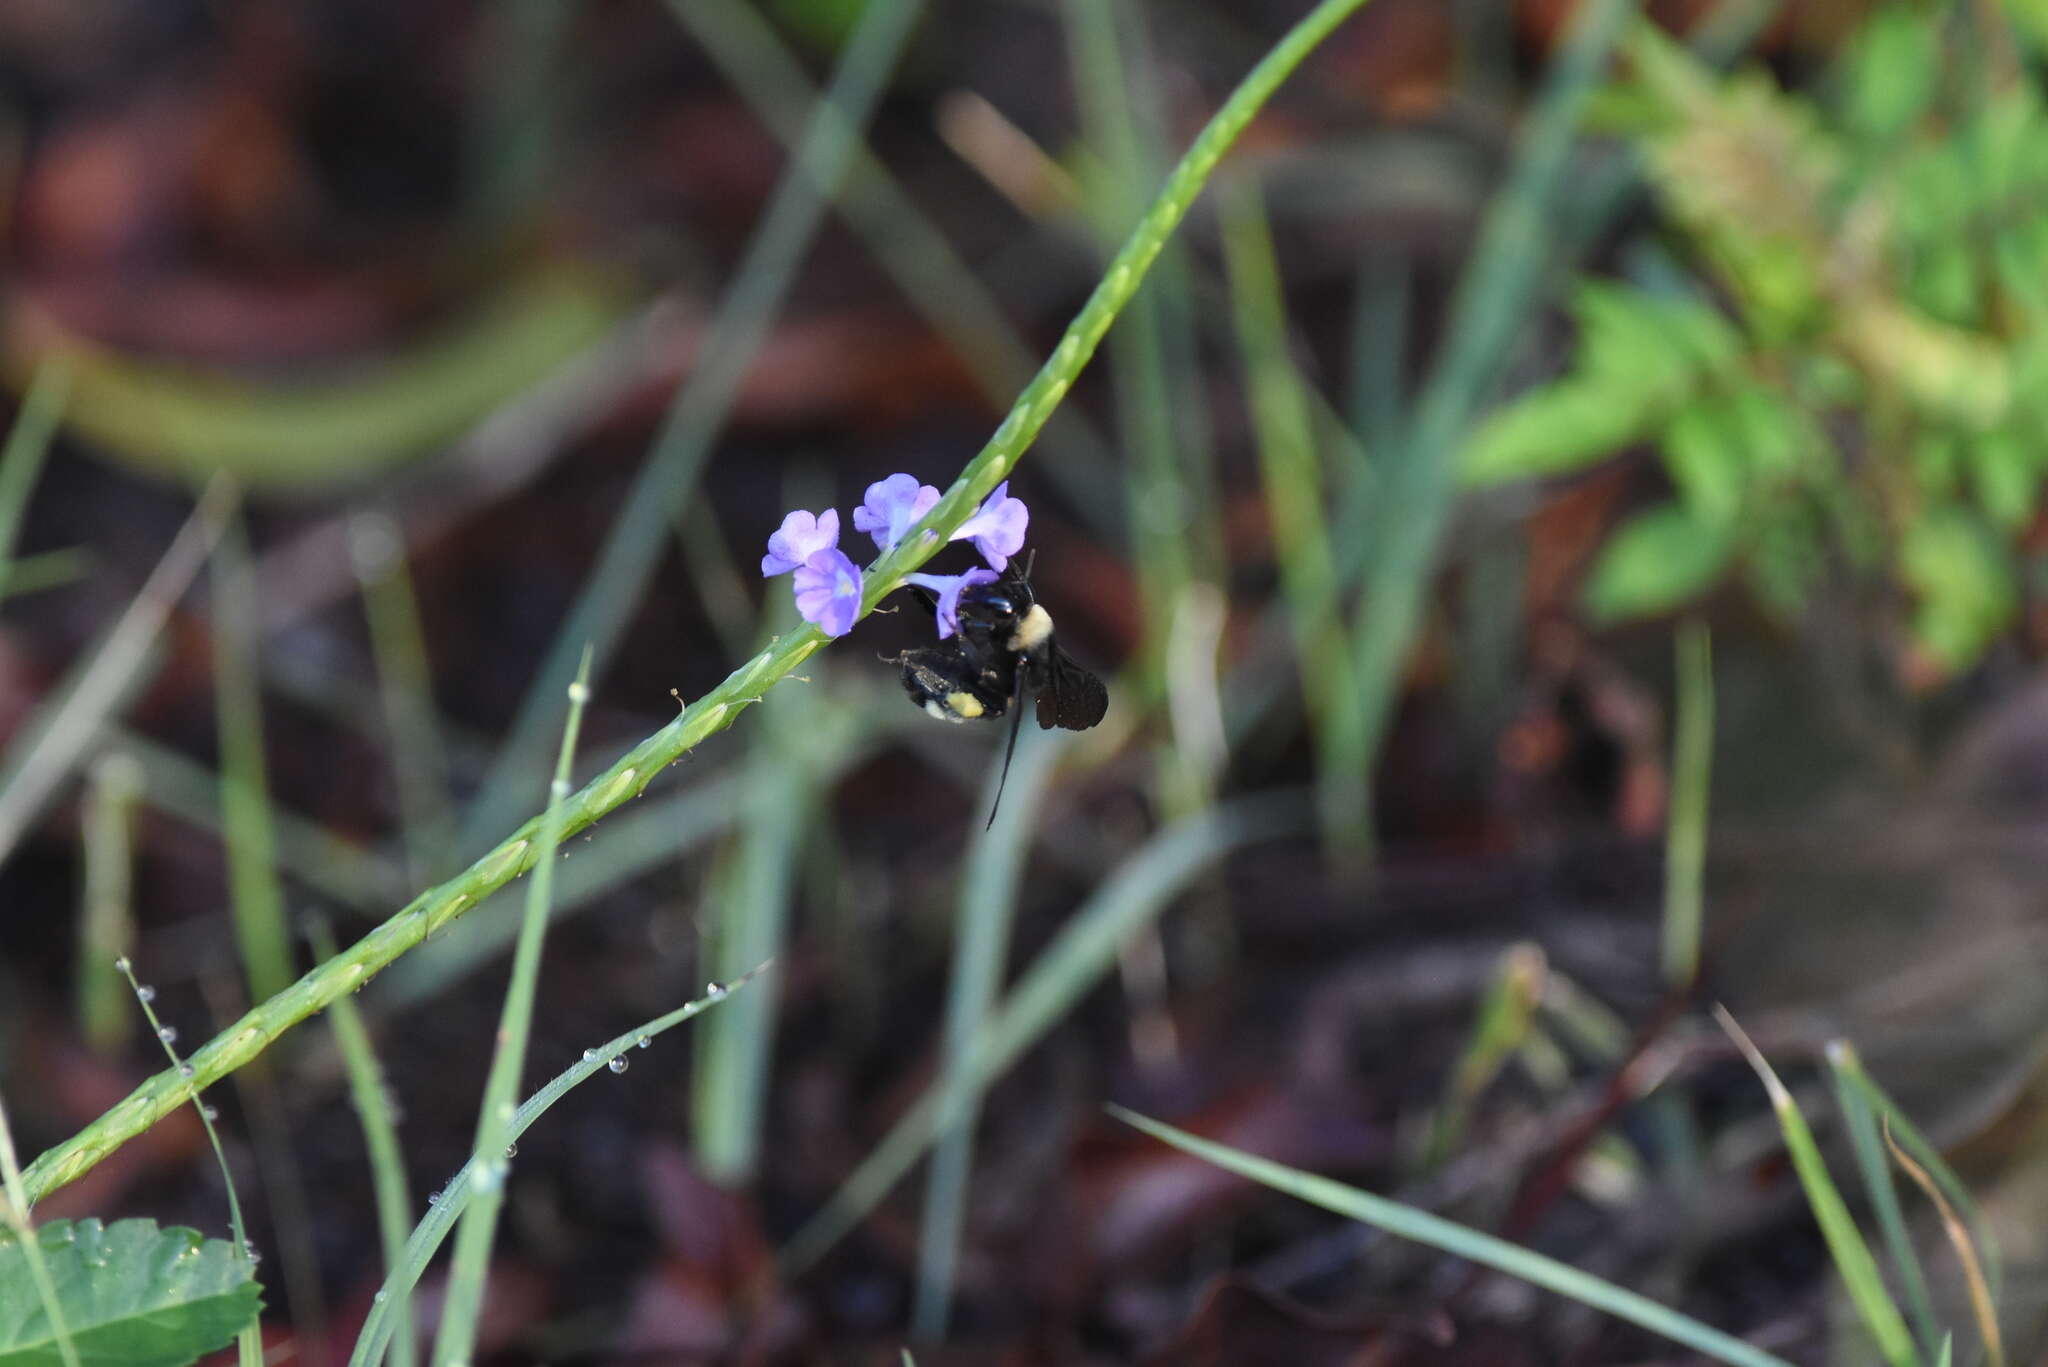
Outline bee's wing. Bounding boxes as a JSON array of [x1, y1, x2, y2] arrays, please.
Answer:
[[1032, 649, 1108, 731]]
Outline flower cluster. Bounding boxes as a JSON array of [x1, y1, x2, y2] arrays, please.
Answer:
[[761, 474, 1027, 638]]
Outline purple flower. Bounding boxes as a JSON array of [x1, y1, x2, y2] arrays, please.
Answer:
[[793, 548, 863, 637], [905, 568, 998, 640], [949, 481, 1028, 571], [761, 508, 840, 577], [852, 473, 941, 553]]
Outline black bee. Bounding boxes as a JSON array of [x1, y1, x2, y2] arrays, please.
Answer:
[[891, 566, 1108, 826]]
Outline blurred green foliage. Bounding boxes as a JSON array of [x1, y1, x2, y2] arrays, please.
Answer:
[[1466, 6, 2048, 674]]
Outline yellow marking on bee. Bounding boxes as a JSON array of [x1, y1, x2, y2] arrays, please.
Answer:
[[1008, 604, 1053, 652], [946, 691, 986, 719]]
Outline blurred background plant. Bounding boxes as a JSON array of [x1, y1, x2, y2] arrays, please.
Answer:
[[5, 0, 2048, 1363], [1470, 4, 2048, 680]]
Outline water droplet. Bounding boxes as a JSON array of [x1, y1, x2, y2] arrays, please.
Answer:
[[567, 681, 590, 704], [705, 981, 726, 999], [635, 1034, 651, 1050], [582, 1048, 600, 1063], [113, 956, 131, 973], [427, 1191, 442, 1206], [373, 1290, 387, 1304], [136, 985, 156, 1003], [179, 1063, 195, 1078], [504, 1142, 518, 1158], [607, 1056, 628, 1075], [245, 1247, 261, 1265], [156, 1025, 177, 1044], [200, 1104, 218, 1121]]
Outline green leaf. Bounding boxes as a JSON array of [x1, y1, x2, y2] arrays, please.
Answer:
[[1107, 1106, 1795, 1367], [1577, 281, 1742, 389], [1662, 384, 1807, 520], [1970, 429, 2039, 530], [1461, 379, 1655, 484], [1900, 506, 2018, 671], [1582, 503, 1735, 622], [1462, 284, 1741, 487], [0, 1219, 260, 1367], [1834, 4, 1939, 147]]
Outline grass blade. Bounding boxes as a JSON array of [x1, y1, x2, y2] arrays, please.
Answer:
[[117, 959, 264, 1367], [458, 0, 927, 851], [0, 476, 235, 868], [351, 513, 459, 890], [1108, 1104, 1794, 1367], [1219, 174, 1366, 853], [211, 514, 295, 1005], [912, 734, 1066, 1337], [0, 1091, 84, 1367], [1715, 1008, 1916, 1367], [431, 650, 593, 1367], [1663, 618, 1714, 987], [1826, 1041, 1940, 1358], [1348, 0, 1636, 842], [1884, 1121, 2003, 1367], [665, 0, 1124, 532], [1828, 1043, 2002, 1306], [691, 680, 821, 1186], [346, 970, 766, 1367], [1065, 0, 1210, 721], [75, 753, 143, 1053], [0, 360, 71, 596], [782, 792, 1308, 1273], [311, 921, 418, 1367]]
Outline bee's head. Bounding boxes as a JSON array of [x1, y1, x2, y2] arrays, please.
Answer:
[[956, 573, 1034, 633]]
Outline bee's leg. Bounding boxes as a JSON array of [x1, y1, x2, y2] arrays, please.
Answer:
[[987, 686, 1030, 830]]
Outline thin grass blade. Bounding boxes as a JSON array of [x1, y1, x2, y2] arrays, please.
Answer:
[[1715, 1008, 1916, 1367], [311, 921, 418, 1367], [458, 0, 926, 851], [1826, 1041, 1939, 1357], [781, 792, 1308, 1273], [0, 476, 235, 867], [1110, 1105, 1794, 1367], [1663, 619, 1714, 987], [912, 733, 1065, 1337], [346, 971, 765, 1367], [0, 360, 71, 597], [432, 650, 593, 1367]]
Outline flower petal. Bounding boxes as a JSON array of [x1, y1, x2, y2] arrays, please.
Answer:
[[949, 481, 1028, 571], [905, 568, 998, 640], [792, 548, 863, 637], [762, 507, 840, 577], [853, 473, 941, 552]]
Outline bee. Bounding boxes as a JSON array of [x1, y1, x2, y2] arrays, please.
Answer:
[[890, 565, 1108, 826]]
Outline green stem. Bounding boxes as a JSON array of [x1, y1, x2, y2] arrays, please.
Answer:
[[20, 0, 1376, 1208]]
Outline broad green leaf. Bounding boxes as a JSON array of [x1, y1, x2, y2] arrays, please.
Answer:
[[1461, 380, 1656, 485], [1901, 506, 2018, 671], [1577, 282, 1742, 392], [1661, 383, 1806, 520], [0, 1219, 260, 1367], [1834, 4, 1940, 147], [1462, 284, 1740, 487], [1970, 429, 2039, 530], [1582, 502, 1734, 622], [1840, 300, 2011, 431], [1909, 239, 1984, 327]]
